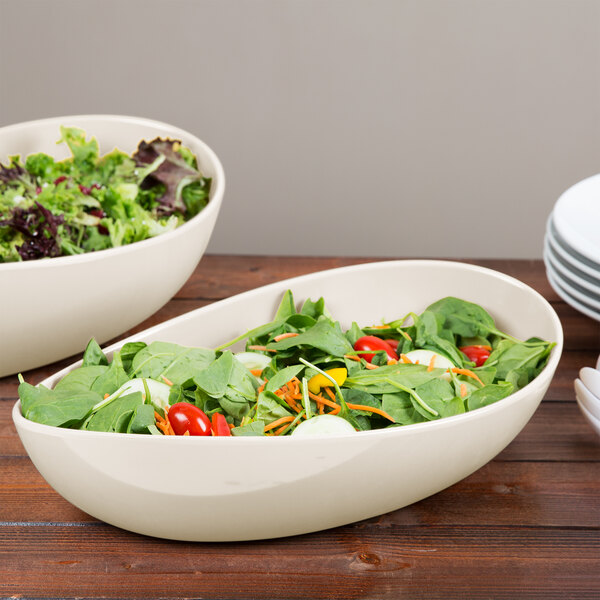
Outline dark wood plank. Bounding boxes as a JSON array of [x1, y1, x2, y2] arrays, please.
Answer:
[[0, 524, 598, 599]]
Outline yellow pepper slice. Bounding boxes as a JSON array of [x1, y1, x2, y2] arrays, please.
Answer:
[[307, 368, 347, 394]]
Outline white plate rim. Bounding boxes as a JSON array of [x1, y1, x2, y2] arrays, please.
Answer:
[[553, 173, 600, 264], [546, 215, 600, 279], [545, 265, 600, 322], [545, 257, 600, 310], [544, 239, 600, 296]]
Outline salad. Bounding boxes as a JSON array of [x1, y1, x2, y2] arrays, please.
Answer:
[[19, 292, 554, 437], [0, 127, 211, 262]]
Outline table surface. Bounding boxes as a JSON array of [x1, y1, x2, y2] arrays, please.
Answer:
[[1, 255, 599, 600]]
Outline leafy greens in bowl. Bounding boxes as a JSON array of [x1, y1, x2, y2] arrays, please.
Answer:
[[12, 260, 562, 541], [0, 115, 224, 377], [17, 291, 555, 437], [0, 126, 211, 262]]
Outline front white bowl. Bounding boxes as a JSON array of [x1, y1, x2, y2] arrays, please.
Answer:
[[0, 115, 225, 376], [13, 260, 563, 541]]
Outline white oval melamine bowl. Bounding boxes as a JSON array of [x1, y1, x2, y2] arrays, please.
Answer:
[[0, 115, 225, 376], [13, 260, 563, 541]]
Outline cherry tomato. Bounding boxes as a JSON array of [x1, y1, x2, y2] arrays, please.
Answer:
[[167, 402, 211, 436], [353, 335, 398, 363], [211, 412, 232, 436], [459, 345, 491, 367]]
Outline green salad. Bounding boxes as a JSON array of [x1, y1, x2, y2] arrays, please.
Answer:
[[0, 127, 211, 262], [19, 292, 554, 437]]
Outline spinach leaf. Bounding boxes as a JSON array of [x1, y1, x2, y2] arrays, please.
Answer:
[[413, 378, 464, 419], [90, 354, 129, 396], [300, 296, 326, 319], [117, 341, 147, 375], [426, 297, 513, 341], [467, 382, 514, 411], [274, 289, 297, 321], [127, 403, 159, 434], [82, 338, 108, 367], [194, 351, 234, 398], [19, 382, 100, 427], [85, 392, 144, 432], [231, 420, 265, 436], [131, 341, 215, 385], [54, 365, 107, 393], [381, 392, 426, 425], [265, 364, 304, 393], [267, 318, 353, 356], [256, 391, 293, 423]]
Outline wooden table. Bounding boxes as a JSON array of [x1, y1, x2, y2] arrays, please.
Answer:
[[1, 256, 599, 599]]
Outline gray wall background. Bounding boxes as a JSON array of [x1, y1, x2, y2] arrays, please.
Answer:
[[2, 0, 599, 259]]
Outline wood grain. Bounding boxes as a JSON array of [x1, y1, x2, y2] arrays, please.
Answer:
[[1, 256, 598, 600]]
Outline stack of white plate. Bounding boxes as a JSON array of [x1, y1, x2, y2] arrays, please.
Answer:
[[544, 173, 600, 322], [575, 361, 600, 437]]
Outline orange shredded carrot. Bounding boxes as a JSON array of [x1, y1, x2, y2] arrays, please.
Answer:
[[372, 324, 390, 329], [250, 368, 263, 377], [450, 368, 484, 386], [308, 391, 339, 410], [403, 331, 413, 342], [228, 423, 235, 429], [247, 345, 277, 353], [328, 405, 341, 415], [460, 383, 468, 398], [344, 354, 362, 362], [324, 387, 336, 402], [427, 355, 436, 372], [346, 403, 395, 422], [183, 430, 190, 436], [387, 358, 398, 365], [264, 416, 295, 432], [273, 332, 299, 342], [103, 393, 110, 400], [162, 376, 174, 386], [274, 423, 291, 435], [400, 354, 413, 364], [364, 362, 379, 370], [257, 380, 267, 393]]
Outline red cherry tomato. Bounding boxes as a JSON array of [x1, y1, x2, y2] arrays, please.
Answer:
[[353, 335, 398, 363], [459, 345, 491, 367], [167, 402, 211, 436], [211, 412, 232, 436]]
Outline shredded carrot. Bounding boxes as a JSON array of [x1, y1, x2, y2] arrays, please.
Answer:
[[346, 403, 395, 423], [387, 358, 398, 365], [162, 376, 174, 386], [228, 423, 235, 429], [450, 368, 484, 386], [183, 430, 190, 436], [274, 423, 291, 435], [247, 345, 277, 353], [402, 331, 413, 342], [308, 391, 339, 411], [273, 332, 299, 342], [427, 355, 436, 372], [250, 368, 263, 377], [103, 393, 109, 400], [372, 324, 390, 329], [324, 387, 336, 402], [264, 416, 295, 432], [460, 383, 468, 398], [328, 405, 341, 415], [364, 362, 379, 370], [400, 354, 413, 364], [344, 354, 362, 362]]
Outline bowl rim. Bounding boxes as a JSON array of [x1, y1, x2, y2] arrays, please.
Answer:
[[12, 259, 564, 444], [0, 114, 225, 271]]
